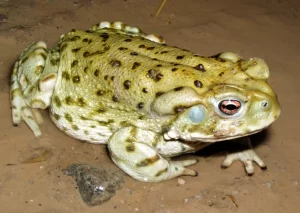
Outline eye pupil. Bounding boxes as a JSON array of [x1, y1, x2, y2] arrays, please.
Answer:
[[224, 104, 236, 110], [218, 100, 241, 115]]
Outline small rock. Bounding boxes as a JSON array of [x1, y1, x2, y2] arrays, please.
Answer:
[[184, 198, 189, 203], [63, 164, 124, 206], [178, 178, 186, 185]]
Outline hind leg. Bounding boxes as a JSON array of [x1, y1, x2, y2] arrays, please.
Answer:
[[10, 41, 57, 137]]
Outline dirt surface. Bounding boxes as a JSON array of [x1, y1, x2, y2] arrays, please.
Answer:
[[0, 0, 299, 212]]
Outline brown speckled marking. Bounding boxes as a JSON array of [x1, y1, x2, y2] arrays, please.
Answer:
[[96, 90, 104, 96], [156, 92, 164, 97], [147, 47, 155, 50], [65, 113, 73, 122], [72, 47, 81, 53], [71, 60, 78, 67], [126, 143, 136, 152], [83, 51, 104, 57], [35, 65, 44, 74], [110, 60, 121, 67], [156, 64, 162, 67], [194, 64, 206, 72], [176, 55, 184, 60], [171, 68, 178, 72], [124, 38, 132, 42], [94, 69, 99, 77], [147, 69, 163, 82], [124, 80, 131, 89], [53, 96, 61, 107], [139, 45, 145, 48], [65, 96, 73, 105], [50, 59, 59, 66], [72, 75, 80, 83], [96, 108, 106, 113], [219, 72, 225, 77], [174, 86, 183, 91], [137, 102, 144, 109], [72, 124, 79, 130], [112, 95, 119, 102], [53, 113, 60, 120], [118, 47, 128, 50], [155, 168, 168, 177], [174, 105, 188, 113], [194, 80, 202, 88], [130, 52, 138, 56], [71, 36, 80, 41], [136, 155, 160, 167], [142, 88, 148, 93], [161, 51, 168, 54], [132, 62, 141, 70], [100, 33, 109, 42], [62, 72, 70, 80], [77, 98, 86, 107]]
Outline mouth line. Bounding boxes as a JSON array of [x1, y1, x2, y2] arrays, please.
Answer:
[[191, 129, 264, 143]]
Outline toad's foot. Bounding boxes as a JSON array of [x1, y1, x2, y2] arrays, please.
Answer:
[[221, 137, 267, 175], [108, 127, 198, 182]]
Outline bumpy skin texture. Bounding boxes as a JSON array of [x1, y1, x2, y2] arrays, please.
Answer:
[[10, 21, 281, 182]]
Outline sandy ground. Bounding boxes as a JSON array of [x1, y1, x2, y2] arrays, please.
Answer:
[[0, 0, 299, 212]]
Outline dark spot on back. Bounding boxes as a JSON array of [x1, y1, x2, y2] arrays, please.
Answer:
[[100, 33, 109, 42], [130, 52, 138, 56], [94, 69, 99, 77], [72, 47, 81, 53], [194, 80, 202, 88], [71, 60, 78, 67], [137, 102, 144, 109], [96, 90, 104, 96], [176, 55, 184, 60], [194, 64, 206, 72], [174, 86, 183, 91], [132, 62, 141, 70], [124, 38, 132, 42], [156, 92, 164, 97], [72, 75, 80, 83], [112, 95, 119, 102], [110, 60, 121, 67], [124, 80, 131, 89], [70, 36, 80, 41]]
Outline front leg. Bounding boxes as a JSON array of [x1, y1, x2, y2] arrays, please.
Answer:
[[221, 137, 267, 175], [107, 127, 198, 182]]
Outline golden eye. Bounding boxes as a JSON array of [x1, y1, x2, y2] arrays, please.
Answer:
[[218, 100, 241, 115]]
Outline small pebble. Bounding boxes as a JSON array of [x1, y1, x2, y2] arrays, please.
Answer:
[[265, 182, 272, 188], [178, 178, 186, 185], [184, 198, 189, 203]]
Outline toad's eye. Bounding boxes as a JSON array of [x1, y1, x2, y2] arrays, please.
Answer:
[[218, 100, 241, 115]]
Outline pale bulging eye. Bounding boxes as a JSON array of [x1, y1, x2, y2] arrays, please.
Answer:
[[218, 100, 241, 115]]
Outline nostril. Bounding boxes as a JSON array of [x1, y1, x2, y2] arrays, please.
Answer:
[[261, 101, 269, 109]]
